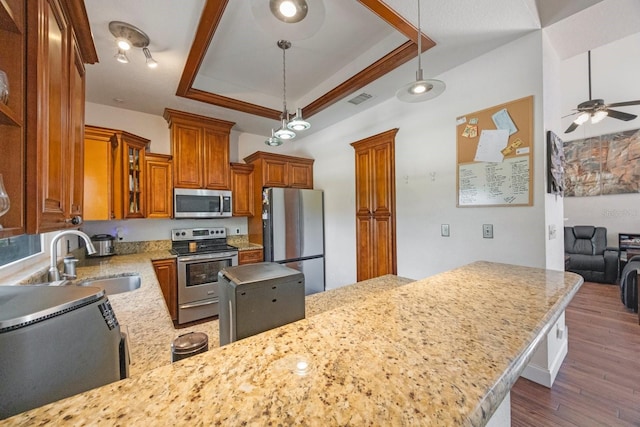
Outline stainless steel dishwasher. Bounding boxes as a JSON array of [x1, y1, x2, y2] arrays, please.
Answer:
[[218, 262, 305, 346]]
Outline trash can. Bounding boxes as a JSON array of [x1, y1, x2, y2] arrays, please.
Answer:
[[171, 332, 208, 362]]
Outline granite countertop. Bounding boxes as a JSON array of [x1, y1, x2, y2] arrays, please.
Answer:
[[2, 262, 583, 426], [65, 253, 407, 378], [229, 241, 263, 251]]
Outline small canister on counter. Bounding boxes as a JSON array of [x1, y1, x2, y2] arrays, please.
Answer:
[[171, 332, 208, 362]]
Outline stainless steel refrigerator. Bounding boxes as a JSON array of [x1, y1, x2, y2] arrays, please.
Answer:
[[263, 188, 325, 295]]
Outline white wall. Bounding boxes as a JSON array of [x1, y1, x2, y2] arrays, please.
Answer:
[[561, 32, 640, 246], [542, 32, 566, 271], [239, 32, 551, 289], [85, 102, 171, 154]]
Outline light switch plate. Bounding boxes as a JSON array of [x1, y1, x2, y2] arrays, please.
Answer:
[[483, 224, 493, 238], [441, 224, 450, 237]]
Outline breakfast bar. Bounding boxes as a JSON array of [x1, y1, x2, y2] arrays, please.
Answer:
[[2, 262, 583, 426]]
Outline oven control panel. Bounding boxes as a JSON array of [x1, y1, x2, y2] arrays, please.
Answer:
[[171, 227, 227, 241]]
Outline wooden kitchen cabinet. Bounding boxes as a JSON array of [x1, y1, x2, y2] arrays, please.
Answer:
[[24, 0, 97, 233], [244, 151, 314, 189], [351, 129, 398, 281], [145, 153, 173, 219], [83, 126, 150, 220], [163, 108, 234, 190], [238, 248, 263, 265], [243, 151, 314, 244], [0, 0, 26, 236], [230, 162, 254, 217], [152, 258, 177, 321]]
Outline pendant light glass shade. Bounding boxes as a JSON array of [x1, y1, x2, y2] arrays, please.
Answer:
[[274, 119, 296, 140], [265, 129, 283, 146], [396, 0, 444, 103], [287, 107, 311, 131]]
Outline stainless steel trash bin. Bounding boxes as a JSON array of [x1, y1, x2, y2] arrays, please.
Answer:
[[171, 332, 208, 362]]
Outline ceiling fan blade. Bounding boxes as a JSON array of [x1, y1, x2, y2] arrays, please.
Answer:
[[606, 109, 637, 121], [607, 100, 640, 108], [565, 122, 579, 133], [562, 111, 578, 119]]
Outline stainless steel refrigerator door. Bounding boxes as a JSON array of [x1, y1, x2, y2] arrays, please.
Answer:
[[267, 188, 324, 262], [284, 257, 325, 295]]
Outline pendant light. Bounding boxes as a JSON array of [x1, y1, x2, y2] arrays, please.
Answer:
[[396, 0, 444, 103], [273, 40, 302, 140], [265, 129, 283, 146]]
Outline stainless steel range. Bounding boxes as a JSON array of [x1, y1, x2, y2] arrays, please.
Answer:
[[171, 227, 238, 324]]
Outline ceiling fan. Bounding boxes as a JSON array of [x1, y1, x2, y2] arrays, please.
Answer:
[[564, 50, 640, 133]]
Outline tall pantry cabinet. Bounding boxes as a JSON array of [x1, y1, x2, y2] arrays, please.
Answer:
[[351, 129, 398, 282]]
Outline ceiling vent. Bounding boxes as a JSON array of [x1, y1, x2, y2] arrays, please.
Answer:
[[347, 92, 373, 105]]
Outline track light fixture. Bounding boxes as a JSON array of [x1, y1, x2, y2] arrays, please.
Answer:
[[108, 21, 159, 69]]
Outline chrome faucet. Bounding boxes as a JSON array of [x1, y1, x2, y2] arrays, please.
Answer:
[[48, 230, 97, 281]]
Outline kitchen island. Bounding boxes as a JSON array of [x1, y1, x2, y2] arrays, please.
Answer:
[[3, 262, 582, 426]]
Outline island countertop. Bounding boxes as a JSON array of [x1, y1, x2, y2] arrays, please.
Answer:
[[3, 262, 583, 426]]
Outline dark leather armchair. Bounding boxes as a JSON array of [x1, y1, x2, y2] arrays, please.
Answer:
[[564, 226, 619, 284]]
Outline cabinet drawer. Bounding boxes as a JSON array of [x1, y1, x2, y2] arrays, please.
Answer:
[[239, 249, 263, 265]]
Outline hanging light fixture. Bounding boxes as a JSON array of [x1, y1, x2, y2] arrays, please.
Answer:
[[396, 0, 444, 103], [265, 129, 283, 146], [109, 21, 159, 69], [272, 39, 307, 141]]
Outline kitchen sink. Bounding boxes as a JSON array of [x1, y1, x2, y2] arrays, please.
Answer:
[[77, 274, 141, 295]]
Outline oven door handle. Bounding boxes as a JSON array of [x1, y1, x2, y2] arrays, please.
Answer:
[[177, 251, 238, 263], [179, 299, 218, 310]]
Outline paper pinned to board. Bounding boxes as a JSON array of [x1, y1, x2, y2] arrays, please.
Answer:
[[474, 129, 509, 163], [492, 108, 518, 135]]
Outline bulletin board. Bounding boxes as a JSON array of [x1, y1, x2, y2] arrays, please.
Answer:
[[455, 95, 534, 207]]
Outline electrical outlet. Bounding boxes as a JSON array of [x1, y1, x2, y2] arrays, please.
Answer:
[[441, 224, 450, 237], [483, 224, 493, 239], [236, 228, 241, 235]]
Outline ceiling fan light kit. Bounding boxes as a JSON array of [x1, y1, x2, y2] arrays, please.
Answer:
[[396, 0, 445, 103], [564, 51, 639, 133], [108, 21, 159, 69]]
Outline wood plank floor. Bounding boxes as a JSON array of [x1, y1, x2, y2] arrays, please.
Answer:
[[511, 281, 640, 426]]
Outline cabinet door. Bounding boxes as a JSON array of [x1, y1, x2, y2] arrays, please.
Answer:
[[145, 154, 173, 218], [123, 141, 145, 218], [353, 149, 372, 216], [239, 248, 263, 265], [83, 128, 114, 220], [355, 215, 373, 281], [263, 159, 288, 187], [288, 161, 313, 189], [172, 123, 202, 188], [29, 0, 70, 232], [68, 35, 85, 218], [0, 0, 25, 237], [203, 128, 230, 190], [153, 259, 177, 321], [231, 163, 254, 217], [371, 215, 395, 278]]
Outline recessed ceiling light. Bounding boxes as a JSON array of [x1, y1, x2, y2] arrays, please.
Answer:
[[269, 0, 308, 23]]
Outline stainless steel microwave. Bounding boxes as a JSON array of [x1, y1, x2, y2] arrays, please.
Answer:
[[174, 188, 232, 218]]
